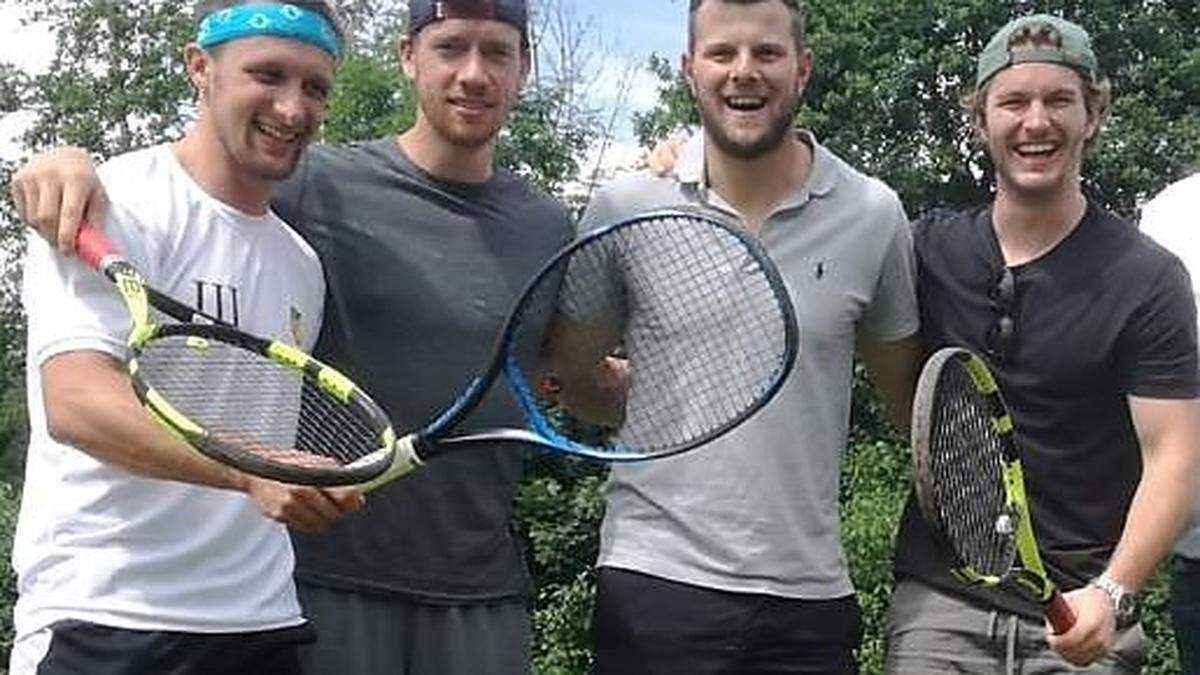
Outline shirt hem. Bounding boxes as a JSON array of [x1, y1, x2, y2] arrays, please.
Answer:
[[293, 570, 531, 606], [595, 558, 855, 600]]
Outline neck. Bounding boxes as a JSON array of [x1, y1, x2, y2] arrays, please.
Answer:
[[992, 180, 1087, 266], [397, 116, 495, 183], [173, 123, 273, 215], [703, 131, 811, 233]]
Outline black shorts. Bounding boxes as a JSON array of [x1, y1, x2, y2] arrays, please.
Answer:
[[591, 567, 862, 675], [17, 620, 314, 675]]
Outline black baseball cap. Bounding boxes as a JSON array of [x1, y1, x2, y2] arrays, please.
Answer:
[[408, 0, 529, 45]]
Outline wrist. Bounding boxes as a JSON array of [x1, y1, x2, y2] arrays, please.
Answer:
[[1088, 572, 1138, 626]]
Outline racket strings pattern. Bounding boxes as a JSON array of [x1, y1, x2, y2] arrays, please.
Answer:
[[927, 358, 1016, 579], [506, 212, 793, 457], [135, 333, 382, 472]]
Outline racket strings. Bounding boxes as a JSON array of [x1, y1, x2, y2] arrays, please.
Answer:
[[930, 364, 1015, 577], [135, 335, 384, 471], [510, 213, 791, 456]]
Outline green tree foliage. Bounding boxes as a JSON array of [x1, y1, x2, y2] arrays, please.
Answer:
[[635, 0, 1200, 216], [0, 0, 600, 664]]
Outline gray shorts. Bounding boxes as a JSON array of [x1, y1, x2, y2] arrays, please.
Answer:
[[885, 578, 1146, 675], [296, 581, 531, 675]]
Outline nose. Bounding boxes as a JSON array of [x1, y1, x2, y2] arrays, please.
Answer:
[[275, 84, 307, 126], [1023, 99, 1051, 132], [730, 49, 759, 83], [458, 48, 489, 89]]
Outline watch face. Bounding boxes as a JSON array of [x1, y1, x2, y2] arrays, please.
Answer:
[[1116, 592, 1137, 619]]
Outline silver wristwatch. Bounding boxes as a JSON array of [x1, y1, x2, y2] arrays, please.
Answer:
[[1089, 573, 1137, 625]]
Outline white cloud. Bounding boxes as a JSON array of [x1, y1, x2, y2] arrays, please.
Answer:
[[0, 3, 55, 161], [0, 5, 55, 77]]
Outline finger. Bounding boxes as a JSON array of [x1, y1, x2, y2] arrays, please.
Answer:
[[82, 188, 109, 236], [10, 174, 29, 222], [274, 498, 328, 532], [58, 186, 90, 255], [323, 487, 365, 513], [32, 180, 64, 248]]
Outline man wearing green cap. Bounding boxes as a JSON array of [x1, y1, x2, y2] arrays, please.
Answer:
[[886, 14, 1200, 674]]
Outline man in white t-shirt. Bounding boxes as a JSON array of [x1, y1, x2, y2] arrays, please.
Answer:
[[1139, 172, 1200, 675], [8, 2, 361, 673]]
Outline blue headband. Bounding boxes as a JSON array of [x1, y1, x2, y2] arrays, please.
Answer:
[[197, 3, 340, 58]]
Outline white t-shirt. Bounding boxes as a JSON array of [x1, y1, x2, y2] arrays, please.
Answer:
[[14, 144, 325, 637], [1140, 172, 1200, 560]]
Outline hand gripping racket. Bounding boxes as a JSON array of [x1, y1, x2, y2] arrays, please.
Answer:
[[911, 346, 1075, 634], [76, 221, 399, 486]]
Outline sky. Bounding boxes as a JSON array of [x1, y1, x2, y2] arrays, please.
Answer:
[[0, 1, 689, 164]]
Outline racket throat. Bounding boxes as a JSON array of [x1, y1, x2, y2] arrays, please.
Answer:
[[359, 436, 424, 493]]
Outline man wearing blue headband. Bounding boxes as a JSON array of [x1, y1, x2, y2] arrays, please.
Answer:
[[11, 1, 574, 674], [8, 2, 362, 674]]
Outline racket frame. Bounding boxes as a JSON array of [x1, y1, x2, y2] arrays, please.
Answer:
[[77, 223, 399, 486], [912, 347, 1074, 633], [411, 208, 800, 461]]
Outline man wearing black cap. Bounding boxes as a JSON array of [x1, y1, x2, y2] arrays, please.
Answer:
[[10, 1, 573, 673], [886, 14, 1200, 673]]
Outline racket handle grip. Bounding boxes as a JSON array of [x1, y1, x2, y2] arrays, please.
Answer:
[[76, 220, 115, 271], [1045, 591, 1076, 635]]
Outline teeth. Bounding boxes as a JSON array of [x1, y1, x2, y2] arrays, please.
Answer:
[[1017, 143, 1055, 154], [727, 96, 765, 110], [257, 122, 298, 142]]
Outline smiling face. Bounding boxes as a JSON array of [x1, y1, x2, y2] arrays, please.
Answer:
[[190, 36, 334, 187], [401, 18, 529, 150], [979, 62, 1098, 202], [684, 0, 811, 160]]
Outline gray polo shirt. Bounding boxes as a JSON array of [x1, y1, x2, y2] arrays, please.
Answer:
[[581, 132, 918, 598]]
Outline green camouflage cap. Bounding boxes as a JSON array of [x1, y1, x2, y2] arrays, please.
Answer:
[[976, 14, 1098, 88]]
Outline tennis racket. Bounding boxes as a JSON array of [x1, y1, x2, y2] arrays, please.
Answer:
[[911, 346, 1075, 634], [352, 207, 799, 490], [76, 221, 398, 486]]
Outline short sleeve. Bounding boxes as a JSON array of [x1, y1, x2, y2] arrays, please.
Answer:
[[23, 202, 159, 366], [858, 199, 920, 342], [1117, 256, 1200, 398]]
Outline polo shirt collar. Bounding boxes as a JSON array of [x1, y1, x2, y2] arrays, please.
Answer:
[[676, 128, 839, 210]]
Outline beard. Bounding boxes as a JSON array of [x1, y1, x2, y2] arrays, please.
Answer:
[[419, 88, 512, 150], [696, 91, 800, 159]]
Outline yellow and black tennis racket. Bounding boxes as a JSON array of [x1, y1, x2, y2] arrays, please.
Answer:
[[911, 346, 1075, 634], [76, 221, 398, 486]]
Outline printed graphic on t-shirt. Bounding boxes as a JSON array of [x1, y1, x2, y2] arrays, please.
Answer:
[[194, 280, 241, 326]]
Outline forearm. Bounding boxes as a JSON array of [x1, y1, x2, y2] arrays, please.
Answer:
[[1105, 441, 1196, 589], [856, 334, 921, 435], [42, 352, 250, 493]]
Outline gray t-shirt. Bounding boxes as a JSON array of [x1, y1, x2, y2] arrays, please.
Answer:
[[272, 138, 574, 602], [582, 132, 918, 598]]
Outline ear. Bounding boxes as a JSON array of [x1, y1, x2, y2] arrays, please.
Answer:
[[184, 44, 212, 101], [398, 34, 416, 80], [1083, 108, 1100, 143], [519, 49, 531, 89], [794, 47, 814, 97], [682, 51, 698, 99]]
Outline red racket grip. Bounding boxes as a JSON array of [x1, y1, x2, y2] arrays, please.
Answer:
[[75, 220, 116, 271], [1045, 590, 1076, 634]]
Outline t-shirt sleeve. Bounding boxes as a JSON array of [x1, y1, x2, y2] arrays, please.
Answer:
[[579, 184, 623, 235], [858, 198, 920, 342], [1117, 255, 1200, 398], [23, 202, 160, 367]]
